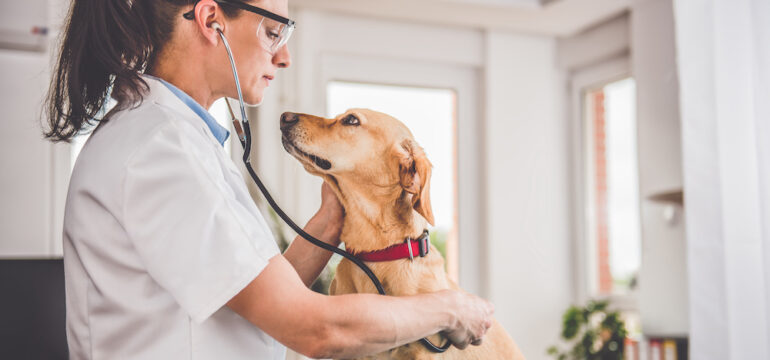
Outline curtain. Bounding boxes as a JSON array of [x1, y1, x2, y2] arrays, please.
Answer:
[[674, 0, 770, 359]]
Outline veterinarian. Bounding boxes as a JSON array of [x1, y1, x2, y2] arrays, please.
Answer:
[[45, 0, 494, 358]]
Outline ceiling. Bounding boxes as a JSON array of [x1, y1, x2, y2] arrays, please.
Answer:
[[438, 0, 560, 7], [290, 0, 631, 37], [437, 0, 544, 7]]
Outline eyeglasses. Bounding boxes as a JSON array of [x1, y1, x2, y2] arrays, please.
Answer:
[[183, 0, 295, 54]]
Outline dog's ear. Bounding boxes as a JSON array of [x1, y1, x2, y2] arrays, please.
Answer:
[[396, 139, 434, 226]]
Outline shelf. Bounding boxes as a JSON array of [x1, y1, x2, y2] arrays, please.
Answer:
[[646, 189, 683, 205]]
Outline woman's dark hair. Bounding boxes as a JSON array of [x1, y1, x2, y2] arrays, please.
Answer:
[[44, 0, 240, 142]]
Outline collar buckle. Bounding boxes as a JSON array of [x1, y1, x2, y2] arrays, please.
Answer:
[[404, 238, 415, 261], [404, 230, 430, 261], [417, 230, 430, 258]]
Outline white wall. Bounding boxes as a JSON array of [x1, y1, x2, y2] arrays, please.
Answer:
[[558, 0, 689, 341], [0, 0, 68, 258], [485, 31, 571, 359], [631, 0, 689, 337], [0, 50, 57, 257], [557, 14, 630, 71]]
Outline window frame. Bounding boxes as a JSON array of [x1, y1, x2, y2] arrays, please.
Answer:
[[569, 55, 639, 311]]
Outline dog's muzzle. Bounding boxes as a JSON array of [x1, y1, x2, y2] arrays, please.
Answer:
[[279, 113, 333, 171], [280, 112, 299, 131]]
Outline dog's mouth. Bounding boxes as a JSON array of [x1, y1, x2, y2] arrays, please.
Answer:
[[282, 136, 332, 170]]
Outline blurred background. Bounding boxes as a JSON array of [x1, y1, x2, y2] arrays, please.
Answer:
[[1, 0, 768, 359]]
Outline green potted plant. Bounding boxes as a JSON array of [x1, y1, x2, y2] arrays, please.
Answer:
[[547, 300, 627, 360]]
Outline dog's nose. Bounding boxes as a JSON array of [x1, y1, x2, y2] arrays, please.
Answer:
[[280, 112, 299, 130]]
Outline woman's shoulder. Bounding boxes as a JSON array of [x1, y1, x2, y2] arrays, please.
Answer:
[[81, 101, 176, 158], [73, 98, 204, 179]]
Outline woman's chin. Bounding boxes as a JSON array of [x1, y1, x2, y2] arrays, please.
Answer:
[[239, 79, 268, 105], [244, 91, 264, 106]]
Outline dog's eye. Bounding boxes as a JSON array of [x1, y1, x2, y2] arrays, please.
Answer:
[[341, 114, 360, 126]]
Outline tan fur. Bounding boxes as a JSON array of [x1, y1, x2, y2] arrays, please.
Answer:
[[281, 109, 526, 360]]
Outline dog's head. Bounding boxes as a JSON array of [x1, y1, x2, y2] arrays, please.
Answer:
[[280, 108, 434, 226]]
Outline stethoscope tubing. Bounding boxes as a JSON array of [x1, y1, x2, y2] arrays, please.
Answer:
[[215, 28, 450, 353]]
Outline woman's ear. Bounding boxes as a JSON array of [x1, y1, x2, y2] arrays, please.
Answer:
[[193, 0, 223, 46], [396, 140, 435, 226]]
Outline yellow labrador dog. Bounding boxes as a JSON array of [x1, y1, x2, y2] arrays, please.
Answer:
[[280, 109, 525, 360]]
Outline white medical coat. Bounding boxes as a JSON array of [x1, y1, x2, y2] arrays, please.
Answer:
[[62, 75, 285, 359]]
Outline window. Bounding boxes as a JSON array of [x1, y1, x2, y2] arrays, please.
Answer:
[[583, 77, 641, 297], [326, 81, 459, 279]]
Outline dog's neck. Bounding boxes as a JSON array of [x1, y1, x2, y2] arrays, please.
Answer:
[[338, 187, 427, 253], [336, 184, 451, 298]]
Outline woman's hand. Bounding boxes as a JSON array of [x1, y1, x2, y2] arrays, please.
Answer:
[[282, 182, 345, 286], [318, 182, 344, 242], [440, 290, 495, 349]]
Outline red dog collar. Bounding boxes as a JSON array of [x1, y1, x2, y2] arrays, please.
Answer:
[[355, 230, 430, 262]]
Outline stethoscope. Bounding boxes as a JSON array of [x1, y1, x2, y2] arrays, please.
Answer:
[[212, 23, 451, 353]]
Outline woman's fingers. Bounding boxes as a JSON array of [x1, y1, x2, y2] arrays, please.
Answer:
[[442, 290, 494, 350]]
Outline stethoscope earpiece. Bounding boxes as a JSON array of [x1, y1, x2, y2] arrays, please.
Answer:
[[211, 22, 222, 32]]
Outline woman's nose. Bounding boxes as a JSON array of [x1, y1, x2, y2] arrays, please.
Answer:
[[273, 45, 291, 68]]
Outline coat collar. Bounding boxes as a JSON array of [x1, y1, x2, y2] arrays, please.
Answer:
[[142, 74, 230, 147]]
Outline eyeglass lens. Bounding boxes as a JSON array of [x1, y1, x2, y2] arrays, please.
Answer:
[[256, 17, 293, 54]]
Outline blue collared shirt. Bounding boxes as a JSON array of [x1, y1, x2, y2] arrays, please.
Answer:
[[153, 76, 230, 147]]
